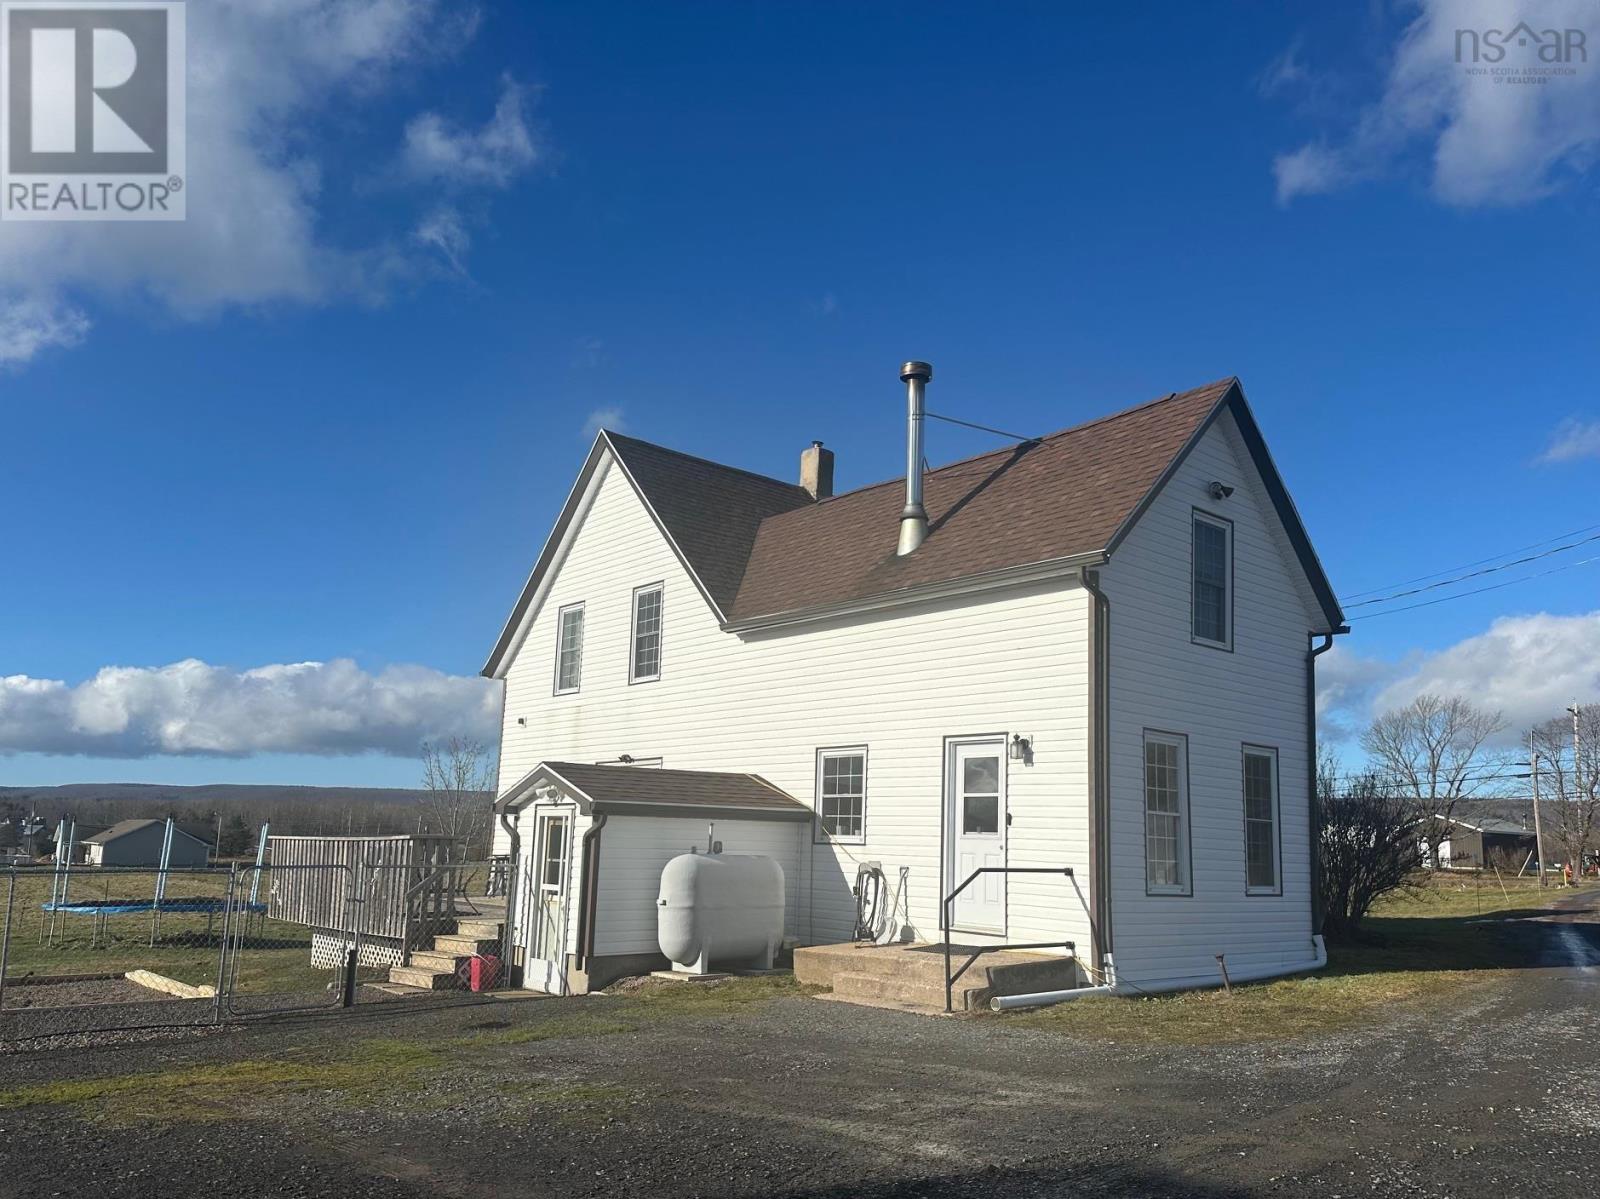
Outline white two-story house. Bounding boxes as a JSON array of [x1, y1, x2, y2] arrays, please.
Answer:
[[484, 367, 1346, 999]]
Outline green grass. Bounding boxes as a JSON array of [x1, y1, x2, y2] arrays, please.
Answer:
[[0, 1037, 444, 1125], [1012, 878, 1585, 1046]]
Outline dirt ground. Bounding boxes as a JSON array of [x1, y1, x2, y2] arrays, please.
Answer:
[[0, 891, 1596, 1199]]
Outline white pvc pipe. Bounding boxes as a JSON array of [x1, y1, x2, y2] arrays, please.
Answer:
[[991, 936, 1328, 1012]]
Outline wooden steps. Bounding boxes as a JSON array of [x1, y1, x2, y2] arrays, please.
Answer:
[[386, 918, 504, 991]]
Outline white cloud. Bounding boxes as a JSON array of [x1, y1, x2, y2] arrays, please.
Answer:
[[413, 206, 472, 274], [0, 659, 499, 759], [1319, 612, 1600, 743], [0, 297, 91, 368], [401, 76, 537, 187], [1271, 1, 1600, 206], [0, 1, 534, 363], [582, 407, 625, 440], [1539, 417, 1600, 463]]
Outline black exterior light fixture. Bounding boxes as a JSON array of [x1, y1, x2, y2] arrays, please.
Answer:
[[1009, 733, 1032, 762]]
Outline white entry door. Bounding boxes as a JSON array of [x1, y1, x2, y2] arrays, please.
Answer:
[[945, 739, 1007, 935], [527, 811, 572, 993]]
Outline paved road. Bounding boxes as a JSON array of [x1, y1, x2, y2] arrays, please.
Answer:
[[1, 893, 1596, 1198]]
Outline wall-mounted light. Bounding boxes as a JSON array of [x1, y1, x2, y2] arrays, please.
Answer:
[[1207, 481, 1234, 501], [516, 717, 527, 726], [1009, 734, 1032, 762]]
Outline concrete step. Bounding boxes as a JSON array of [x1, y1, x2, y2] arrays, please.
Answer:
[[367, 982, 432, 997], [409, 950, 468, 973], [830, 970, 962, 1012], [432, 934, 500, 956], [454, 919, 504, 940], [388, 964, 460, 991]]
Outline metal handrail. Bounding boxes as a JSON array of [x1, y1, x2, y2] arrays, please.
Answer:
[[941, 866, 1074, 1013]]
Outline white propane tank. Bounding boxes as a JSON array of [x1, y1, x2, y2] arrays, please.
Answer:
[[657, 851, 785, 975]]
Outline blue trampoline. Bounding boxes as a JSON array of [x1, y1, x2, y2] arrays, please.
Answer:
[[40, 818, 272, 948]]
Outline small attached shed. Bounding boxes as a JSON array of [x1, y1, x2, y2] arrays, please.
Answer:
[[499, 762, 813, 994], [83, 819, 212, 867]]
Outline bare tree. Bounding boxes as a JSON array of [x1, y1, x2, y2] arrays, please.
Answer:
[[1361, 694, 1506, 871], [420, 737, 497, 856], [1318, 751, 1421, 938], [1531, 706, 1600, 882]]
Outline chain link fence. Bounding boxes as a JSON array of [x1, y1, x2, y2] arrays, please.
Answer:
[[1, 854, 527, 1043]]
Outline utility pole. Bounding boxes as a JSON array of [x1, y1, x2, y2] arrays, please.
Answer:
[[1570, 704, 1585, 881], [1530, 732, 1547, 889]]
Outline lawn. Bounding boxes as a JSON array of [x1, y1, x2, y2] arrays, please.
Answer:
[[1010, 878, 1595, 1046]]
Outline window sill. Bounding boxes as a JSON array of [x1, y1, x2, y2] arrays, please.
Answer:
[[1146, 886, 1192, 898], [1190, 635, 1233, 652], [1245, 887, 1282, 897]]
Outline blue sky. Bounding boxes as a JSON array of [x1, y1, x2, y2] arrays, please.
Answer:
[[2, 0, 1597, 787]]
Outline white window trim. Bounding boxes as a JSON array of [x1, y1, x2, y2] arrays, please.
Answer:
[[1191, 509, 1233, 651], [628, 582, 664, 684], [1143, 729, 1192, 897], [814, 745, 868, 845], [552, 601, 585, 696], [1242, 744, 1282, 896]]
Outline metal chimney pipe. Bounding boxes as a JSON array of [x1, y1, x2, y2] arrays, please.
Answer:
[[897, 361, 932, 555]]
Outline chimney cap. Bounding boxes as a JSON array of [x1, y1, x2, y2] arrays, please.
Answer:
[[900, 361, 933, 383]]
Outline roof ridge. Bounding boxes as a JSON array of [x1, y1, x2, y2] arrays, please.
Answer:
[[603, 430, 811, 497], [804, 376, 1239, 507]]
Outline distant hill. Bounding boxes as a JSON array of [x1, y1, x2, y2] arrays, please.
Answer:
[[0, 783, 431, 807]]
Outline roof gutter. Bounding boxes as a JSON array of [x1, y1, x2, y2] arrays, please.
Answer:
[[725, 551, 1106, 635]]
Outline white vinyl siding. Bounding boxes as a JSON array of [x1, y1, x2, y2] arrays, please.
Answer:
[[554, 603, 585, 694], [494, 453, 1092, 952], [630, 583, 663, 683], [1191, 512, 1231, 648], [816, 748, 867, 843], [1102, 408, 1322, 986], [1243, 746, 1280, 894], [1143, 732, 1189, 894]]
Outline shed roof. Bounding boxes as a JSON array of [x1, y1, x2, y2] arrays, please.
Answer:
[[502, 762, 811, 821], [82, 819, 213, 847]]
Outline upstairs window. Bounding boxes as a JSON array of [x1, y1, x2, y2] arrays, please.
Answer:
[[1144, 731, 1190, 895], [630, 583, 664, 683], [554, 602, 585, 694], [1192, 511, 1232, 649], [1243, 746, 1281, 894], [816, 748, 867, 842]]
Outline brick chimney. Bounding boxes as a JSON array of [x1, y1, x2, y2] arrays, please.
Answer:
[[800, 441, 834, 501]]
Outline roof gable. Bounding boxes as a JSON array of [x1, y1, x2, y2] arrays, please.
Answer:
[[501, 761, 811, 820]]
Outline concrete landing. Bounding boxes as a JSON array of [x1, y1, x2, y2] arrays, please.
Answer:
[[793, 942, 1081, 1014]]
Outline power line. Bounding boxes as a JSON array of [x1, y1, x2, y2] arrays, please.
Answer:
[[1340, 521, 1600, 602], [924, 411, 1041, 444], [1345, 531, 1600, 610], [1348, 553, 1600, 622]]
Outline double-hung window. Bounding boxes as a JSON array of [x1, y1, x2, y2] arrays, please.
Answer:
[[630, 584, 663, 683], [816, 748, 867, 843], [1243, 746, 1280, 894], [1144, 731, 1190, 894], [553, 602, 585, 694], [1192, 511, 1232, 649]]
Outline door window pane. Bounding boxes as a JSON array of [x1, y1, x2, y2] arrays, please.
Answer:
[[963, 756, 999, 794], [541, 818, 568, 889], [963, 794, 999, 835]]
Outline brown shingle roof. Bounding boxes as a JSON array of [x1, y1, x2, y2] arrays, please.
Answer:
[[535, 763, 809, 817], [724, 379, 1234, 622]]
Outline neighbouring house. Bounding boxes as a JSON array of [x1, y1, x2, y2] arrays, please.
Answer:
[[82, 819, 212, 867], [1435, 815, 1540, 872], [483, 370, 1347, 997]]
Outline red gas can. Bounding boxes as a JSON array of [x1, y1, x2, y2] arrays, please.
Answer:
[[457, 954, 502, 992]]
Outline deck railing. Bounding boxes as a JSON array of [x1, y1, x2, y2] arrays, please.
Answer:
[[267, 835, 461, 940]]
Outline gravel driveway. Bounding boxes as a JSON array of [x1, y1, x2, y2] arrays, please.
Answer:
[[0, 892, 1595, 1199]]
